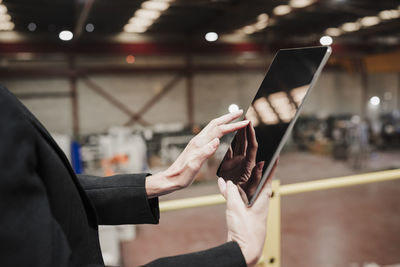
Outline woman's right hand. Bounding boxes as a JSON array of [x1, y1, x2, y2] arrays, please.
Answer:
[[217, 161, 277, 267]]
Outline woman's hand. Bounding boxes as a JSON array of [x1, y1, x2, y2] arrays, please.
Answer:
[[146, 110, 249, 198], [218, 161, 277, 267]]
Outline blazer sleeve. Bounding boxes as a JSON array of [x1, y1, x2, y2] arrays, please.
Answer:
[[142, 241, 247, 267], [77, 174, 159, 225]]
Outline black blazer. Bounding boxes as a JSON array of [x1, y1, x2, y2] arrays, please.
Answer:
[[0, 85, 246, 267]]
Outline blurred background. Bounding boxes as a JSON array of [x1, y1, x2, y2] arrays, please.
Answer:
[[0, 0, 400, 266]]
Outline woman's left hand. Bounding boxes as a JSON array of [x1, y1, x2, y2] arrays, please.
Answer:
[[146, 109, 249, 198]]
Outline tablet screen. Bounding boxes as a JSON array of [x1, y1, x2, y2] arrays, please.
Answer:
[[217, 46, 331, 205]]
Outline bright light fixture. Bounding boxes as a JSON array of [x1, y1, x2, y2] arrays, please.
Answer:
[[360, 16, 380, 27], [59, 30, 73, 41], [289, 0, 314, 8], [369, 96, 380, 106], [257, 13, 269, 22], [255, 20, 268, 30], [85, 23, 94, 32], [325, 27, 342, 37], [228, 104, 239, 113], [273, 5, 292, 16], [341, 22, 360, 32], [0, 13, 10, 22], [142, 1, 170, 11], [319, 35, 333, 46], [27, 22, 37, 32], [124, 24, 147, 33], [243, 25, 256, 34], [135, 9, 161, 20], [379, 9, 400, 20], [0, 21, 13, 30], [205, 32, 218, 42], [0, 4, 7, 14], [129, 17, 153, 27]]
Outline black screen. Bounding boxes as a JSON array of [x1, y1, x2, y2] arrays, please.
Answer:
[[216, 46, 330, 204]]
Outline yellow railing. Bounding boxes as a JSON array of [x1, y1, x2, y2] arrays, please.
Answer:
[[159, 169, 400, 267]]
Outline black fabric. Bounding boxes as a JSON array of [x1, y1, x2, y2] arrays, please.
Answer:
[[143, 241, 247, 267], [0, 84, 247, 267], [78, 174, 160, 225]]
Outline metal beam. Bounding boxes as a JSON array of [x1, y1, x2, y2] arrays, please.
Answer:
[[0, 65, 267, 79], [81, 76, 150, 126], [74, 0, 95, 39], [124, 73, 184, 126], [69, 56, 80, 138], [14, 92, 72, 99]]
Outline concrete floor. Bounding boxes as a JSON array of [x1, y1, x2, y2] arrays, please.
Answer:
[[120, 151, 400, 267]]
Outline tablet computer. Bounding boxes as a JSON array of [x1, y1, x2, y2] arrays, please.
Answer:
[[216, 46, 331, 205]]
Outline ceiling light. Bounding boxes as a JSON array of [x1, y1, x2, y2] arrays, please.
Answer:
[[325, 27, 342, 36], [273, 5, 292, 16], [378, 9, 400, 20], [205, 32, 218, 42], [129, 17, 153, 27], [142, 1, 170, 11], [124, 24, 147, 33], [289, 0, 315, 8], [257, 13, 269, 22], [0, 13, 10, 22], [360, 16, 380, 27], [27, 22, 37, 32], [341, 22, 360, 32], [135, 9, 161, 20], [59, 30, 73, 41], [126, 55, 135, 64], [0, 4, 7, 14], [85, 23, 94, 32], [319, 35, 333, 45], [228, 104, 239, 113], [243, 25, 256, 34], [0, 21, 13, 30], [255, 20, 268, 30], [369, 96, 380, 106]]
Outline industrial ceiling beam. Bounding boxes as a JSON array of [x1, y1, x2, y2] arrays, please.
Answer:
[[74, 0, 95, 40]]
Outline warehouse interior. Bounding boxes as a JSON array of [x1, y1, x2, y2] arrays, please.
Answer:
[[0, 0, 400, 266]]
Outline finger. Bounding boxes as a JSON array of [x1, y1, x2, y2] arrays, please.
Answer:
[[217, 177, 227, 200], [252, 160, 278, 210], [226, 180, 244, 209], [227, 146, 233, 159], [201, 110, 243, 133], [217, 120, 249, 138], [222, 146, 233, 161], [233, 127, 246, 156], [238, 185, 249, 204], [245, 121, 258, 161], [213, 109, 244, 126], [252, 180, 272, 212], [197, 138, 220, 165]]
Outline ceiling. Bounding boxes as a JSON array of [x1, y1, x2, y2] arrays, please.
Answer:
[[1, 0, 400, 51]]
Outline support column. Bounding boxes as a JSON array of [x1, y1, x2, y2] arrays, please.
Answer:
[[186, 52, 194, 129], [260, 180, 281, 267], [69, 55, 80, 139]]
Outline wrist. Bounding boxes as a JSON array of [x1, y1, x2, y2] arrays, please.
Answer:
[[145, 171, 181, 198]]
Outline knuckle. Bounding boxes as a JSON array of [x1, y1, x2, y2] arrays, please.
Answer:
[[186, 158, 200, 171]]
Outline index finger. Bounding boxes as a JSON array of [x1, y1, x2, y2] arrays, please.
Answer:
[[203, 110, 243, 133]]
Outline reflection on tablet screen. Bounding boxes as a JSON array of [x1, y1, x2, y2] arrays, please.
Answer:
[[217, 46, 330, 205]]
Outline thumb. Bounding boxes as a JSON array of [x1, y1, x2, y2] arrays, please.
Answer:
[[226, 180, 244, 209], [217, 178, 227, 200]]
